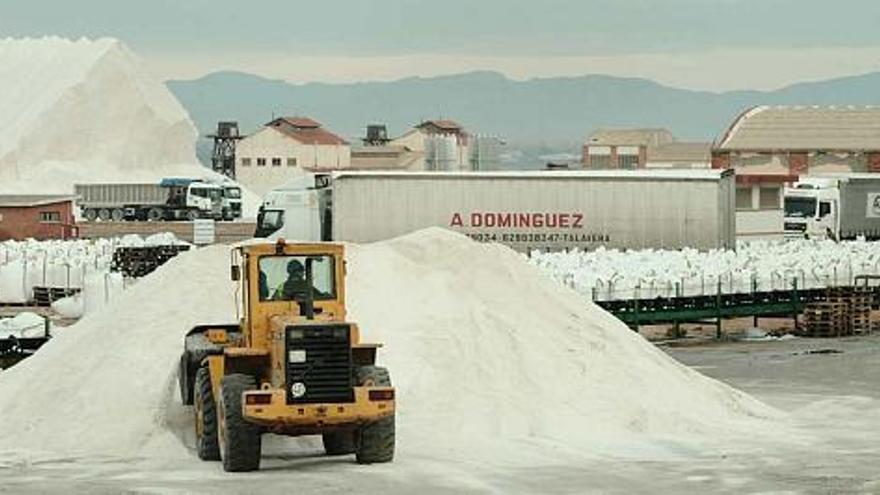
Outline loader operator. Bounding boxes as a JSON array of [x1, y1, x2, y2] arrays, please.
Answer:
[[268, 259, 310, 301]]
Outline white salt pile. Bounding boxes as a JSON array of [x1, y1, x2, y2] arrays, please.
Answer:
[[0, 37, 261, 216], [0, 229, 792, 463], [0, 37, 200, 192], [0, 313, 46, 340]]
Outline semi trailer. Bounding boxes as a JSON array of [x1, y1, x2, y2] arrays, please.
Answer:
[[75, 179, 242, 222], [256, 170, 736, 252], [784, 173, 880, 240]]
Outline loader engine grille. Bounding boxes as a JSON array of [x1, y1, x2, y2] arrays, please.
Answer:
[[285, 325, 353, 404]]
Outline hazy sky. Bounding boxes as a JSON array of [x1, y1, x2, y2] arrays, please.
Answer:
[[3, 0, 880, 91]]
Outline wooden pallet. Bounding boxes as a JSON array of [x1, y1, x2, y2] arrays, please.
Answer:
[[803, 298, 850, 337], [31, 287, 81, 307], [111, 245, 190, 278]]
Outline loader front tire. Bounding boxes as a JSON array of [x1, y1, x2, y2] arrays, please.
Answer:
[[218, 374, 261, 472], [193, 367, 220, 461], [355, 366, 395, 464]]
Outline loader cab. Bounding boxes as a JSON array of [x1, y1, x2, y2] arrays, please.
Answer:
[[233, 240, 348, 349]]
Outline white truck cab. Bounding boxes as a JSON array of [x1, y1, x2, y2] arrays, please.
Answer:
[[783, 178, 840, 240], [255, 173, 329, 240], [185, 183, 225, 219]]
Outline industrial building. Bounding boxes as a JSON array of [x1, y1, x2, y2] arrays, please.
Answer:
[[351, 120, 502, 172], [582, 129, 710, 169], [390, 120, 473, 171], [236, 117, 350, 197], [713, 105, 880, 240], [0, 195, 76, 240], [713, 105, 880, 175]]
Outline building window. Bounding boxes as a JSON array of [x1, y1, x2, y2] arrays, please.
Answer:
[[287, 157, 297, 167], [759, 186, 781, 209], [241, 158, 252, 167], [257, 158, 266, 167], [618, 154, 639, 169], [735, 187, 753, 210], [588, 155, 612, 168], [272, 157, 282, 166], [40, 211, 61, 223]]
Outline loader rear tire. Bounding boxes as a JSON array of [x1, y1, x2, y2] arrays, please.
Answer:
[[355, 366, 395, 464], [218, 374, 261, 472], [194, 367, 220, 461], [322, 431, 356, 456]]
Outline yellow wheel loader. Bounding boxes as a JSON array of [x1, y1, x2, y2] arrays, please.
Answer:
[[178, 240, 395, 472]]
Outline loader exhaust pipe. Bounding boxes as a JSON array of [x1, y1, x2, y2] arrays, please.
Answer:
[[302, 257, 316, 320]]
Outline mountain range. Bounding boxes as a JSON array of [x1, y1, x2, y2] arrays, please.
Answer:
[[167, 70, 880, 168]]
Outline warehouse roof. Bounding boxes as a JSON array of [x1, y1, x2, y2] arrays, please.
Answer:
[[348, 146, 423, 170], [0, 195, 76, 208], [648, 142, 712, 163], [416, 119, 465, 133], [268, 117, 348, 146], [587, 128, 675, 147], [716, 106, 880, 151]]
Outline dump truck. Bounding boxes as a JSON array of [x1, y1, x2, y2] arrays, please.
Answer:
[[784, 173, 880, 240], [255, 170, 736, 252], [177, 240, 395, 472], [75, 178, 235, 222]]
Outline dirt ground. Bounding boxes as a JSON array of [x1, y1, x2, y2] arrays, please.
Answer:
[[1, 334, 878, 494]]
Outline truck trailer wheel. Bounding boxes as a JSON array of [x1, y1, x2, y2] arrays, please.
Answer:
[[322, 431, 356, 456], [97, 208, 111, 221], [218, 374, 262, 472], [110, 208, 124, 222], [147, 207, 163, 222], [194, 367, 221, 461], [355, 366, 395, 464], [84, 209, 98, 222]]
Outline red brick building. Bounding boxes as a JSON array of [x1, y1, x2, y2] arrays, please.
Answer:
[[0, 195, 77, 240]]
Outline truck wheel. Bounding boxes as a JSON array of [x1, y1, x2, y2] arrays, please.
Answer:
[[84, 209, 98, 222], [218, 374, 261, 472], [355, 366, 395, 464], [147, 208, 163, 222], [110, 208, 124, 222], [97, 208, 111, 221], [194, 367, 221, 461], [186, 210, 199, 221], [322, 431, 356, 456]]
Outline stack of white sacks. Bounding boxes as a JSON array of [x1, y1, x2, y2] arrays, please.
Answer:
[[0, 234, 187, 318], [530, 239, 880, 301]]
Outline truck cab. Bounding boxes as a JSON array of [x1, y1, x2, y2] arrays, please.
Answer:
[[255, 173, 330, 240], [783, 178, 840, 240], [184, 182, 224, 220], [221, 185, 243, 220]]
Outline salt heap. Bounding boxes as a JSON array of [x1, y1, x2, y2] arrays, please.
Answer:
[[0, 37, 204, 192], [0, 230, 788, 462]]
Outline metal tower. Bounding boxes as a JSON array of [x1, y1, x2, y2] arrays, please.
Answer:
[[208, 121, 243, 179]]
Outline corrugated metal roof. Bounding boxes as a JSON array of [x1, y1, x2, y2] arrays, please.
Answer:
[[588, 128, 674, 146], [0, 195, 75, 208], [717, 105, 880, 150]]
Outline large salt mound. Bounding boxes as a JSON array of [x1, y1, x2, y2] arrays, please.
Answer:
[[0, 229, 791, 462], [0, 37, 204, 193]]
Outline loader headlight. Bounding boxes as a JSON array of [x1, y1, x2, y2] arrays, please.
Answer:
[[288, 350, 306, 363], [290, 382, 307, 398]]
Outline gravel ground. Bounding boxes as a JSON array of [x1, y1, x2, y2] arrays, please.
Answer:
[[1, 334, 878, 494]]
